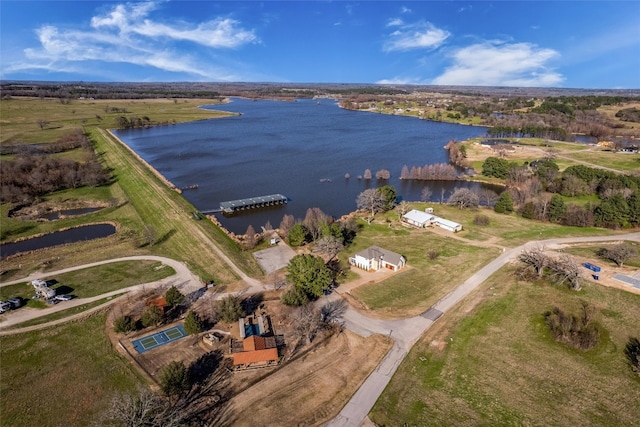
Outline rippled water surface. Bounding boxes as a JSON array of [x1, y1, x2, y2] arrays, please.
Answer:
[[115, 98, 491, 234]]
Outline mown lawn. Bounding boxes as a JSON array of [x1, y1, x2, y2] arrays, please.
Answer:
[[0, 313, 144, 427], [0, 260, 175, 301], [370, 267, 640, 426], [349, 224, 499, 317]]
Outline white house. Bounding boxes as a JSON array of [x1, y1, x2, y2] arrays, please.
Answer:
[[402, 209, 463, 232], [350, 246, 406, 272]]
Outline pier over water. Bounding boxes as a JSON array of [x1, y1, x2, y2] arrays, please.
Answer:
[[202, 194, 288, 215]]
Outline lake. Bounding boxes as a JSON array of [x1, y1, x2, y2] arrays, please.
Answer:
[[115, 98, 491, 234]]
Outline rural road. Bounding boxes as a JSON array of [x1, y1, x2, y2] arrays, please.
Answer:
[[2, 232, 639, 424], [325, 231, 640, 427], [0, 255, 202, 334]]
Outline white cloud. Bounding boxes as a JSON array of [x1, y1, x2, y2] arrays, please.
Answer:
[[387, 18, 404, 27], [134, 18, 258, 48], [14, 1, 258, 80], [400, 6, 412, 14], [432, 41, 563, 87], [383, 21, 450, 52]]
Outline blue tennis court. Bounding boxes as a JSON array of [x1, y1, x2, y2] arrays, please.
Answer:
[[132, 325, 187, 353]]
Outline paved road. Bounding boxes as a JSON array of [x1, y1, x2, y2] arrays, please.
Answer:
[[325, 232, 640, 427], [2, 232, 638, 424]]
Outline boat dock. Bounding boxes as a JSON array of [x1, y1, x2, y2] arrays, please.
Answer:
[[201, 194, 288, 215]]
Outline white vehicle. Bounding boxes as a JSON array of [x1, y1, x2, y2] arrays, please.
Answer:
[[55, 294, 72, 301], [0, 301, 13, 314]]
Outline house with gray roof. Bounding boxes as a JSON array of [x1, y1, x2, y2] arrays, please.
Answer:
[[349, 246, 406, 272]]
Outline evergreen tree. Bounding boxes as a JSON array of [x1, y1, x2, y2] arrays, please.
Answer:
[[158, 361, 191, 397], [288, 223, 309, 246], [164, 286, 184, 307], [287, 254, 332, 299], [521, 201, 535, 219], [141, 305, 163, 327], [184, 310, 204, 335], [548, 194, 566, 223], [494, 191, 514, 214]]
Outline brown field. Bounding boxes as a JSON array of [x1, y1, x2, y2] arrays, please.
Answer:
[[220, 330, 392, 427]]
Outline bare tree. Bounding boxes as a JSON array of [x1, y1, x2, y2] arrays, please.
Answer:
[[243, 225, 258, 249], [303, 207, 329, 240], [37, 118, 49, 129], [518, 246, 549, 277], [293, 305, 322, 346], [363, 169, 372, 180], [356, 188, 386, 223], [420, 186, 432, 202], [320, 299, 347, 325], [447, 187, 479, 209], [600, 243, 637, 267], [549, 254, 583, 290], [477, 188, 499, 207], [375, 169, 391, 179], [312, 235, 344, 260], [266, 271, 286, 290], [396, 200, 410, 220], [279, 214, 295, 237]]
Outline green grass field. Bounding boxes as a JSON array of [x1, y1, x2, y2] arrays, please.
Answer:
[[1, 97, 262, 285], [0, 260, 174, 302], [0, 313, 143, 427], [370, 267, 640, 426]]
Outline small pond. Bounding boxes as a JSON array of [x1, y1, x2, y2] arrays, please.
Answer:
[[0, 224, 117, 259], [39, 207, 103, 221]]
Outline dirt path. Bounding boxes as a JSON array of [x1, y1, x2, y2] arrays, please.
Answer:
[[0, 255, 200, 334]]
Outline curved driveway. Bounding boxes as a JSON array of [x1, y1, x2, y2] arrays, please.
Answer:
[[1, 233, 639, 423], [0, 255, 201, 335]]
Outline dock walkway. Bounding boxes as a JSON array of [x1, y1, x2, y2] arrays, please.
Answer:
[[201, 194, 288, 214]]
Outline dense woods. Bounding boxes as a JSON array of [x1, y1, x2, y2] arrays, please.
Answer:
[[482, 156, 640, 229]]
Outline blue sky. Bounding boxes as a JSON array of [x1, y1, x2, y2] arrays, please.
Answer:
[[1, 1, 639, 88]]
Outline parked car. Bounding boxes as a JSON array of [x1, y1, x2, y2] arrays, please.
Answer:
[[0, 301, 12, 314], [45, 298, 59, 305], [55, 294, 73, 301], [8, 297, 22, 308]]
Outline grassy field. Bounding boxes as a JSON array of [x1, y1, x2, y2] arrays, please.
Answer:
[[349, 224, 500, 317], [5, 295, 123, 329], [462, 137, 640, 175], [1, 97, 262, 285], [0, 313, 144, 427], [0, 97, 233, 145], [345, 203, 625, 317], [370, 267, 640, 426], [562, 241, 640, 269], [0, 260, 174, 302]]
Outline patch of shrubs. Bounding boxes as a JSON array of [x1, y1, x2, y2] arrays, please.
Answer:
[[473, 214, 490, 226], [544, 302, 599, 350]]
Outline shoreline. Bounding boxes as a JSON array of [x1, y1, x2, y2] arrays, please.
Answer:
[[107, 129, 183, 194]]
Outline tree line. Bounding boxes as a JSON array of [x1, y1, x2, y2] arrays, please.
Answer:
[[0, 130, 110, 204], [483, 157, 640, 229]]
